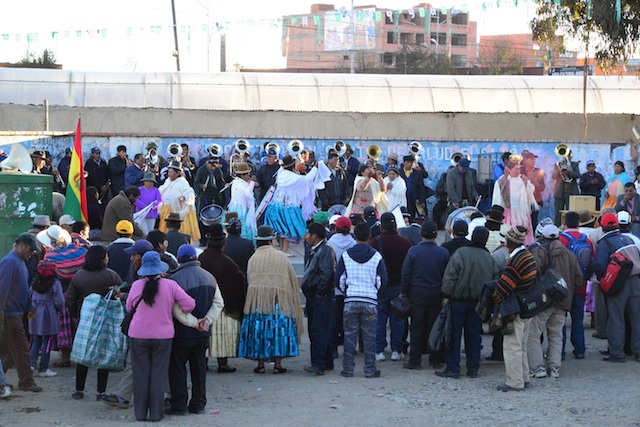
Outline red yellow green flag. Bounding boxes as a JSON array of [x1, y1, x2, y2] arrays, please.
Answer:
[[64, 119, 88, 222]]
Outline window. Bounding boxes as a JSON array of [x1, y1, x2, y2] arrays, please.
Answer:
[[451, 34, 467, 47], [385, 13, 393, 24], [400, 33, 411, 44], [416, 33, 425, 45], [432, 32, 446, 45], [431, 12, 447, 24], [383, 52, 395, 65], [451, 13, 468, 25], [451, 54, 466, 67], [343, 55, 349, 60], [387, 31, 396, 44]]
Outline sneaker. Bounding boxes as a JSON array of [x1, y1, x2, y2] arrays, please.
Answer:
[[530, 366, 548, 378], [390, 351, 404, 361], [101, 394, 130, 409], [549, 366, 560, 378], [365, 370, 381, 378], [0, 386, 11, 399], [38, 369, 57, 378], [375, 352, 386, 362], [72, 391, 84, 400], [96, 392, 110, 401]]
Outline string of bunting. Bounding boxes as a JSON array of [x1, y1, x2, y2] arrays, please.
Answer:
[[1, 0, 531, 44]]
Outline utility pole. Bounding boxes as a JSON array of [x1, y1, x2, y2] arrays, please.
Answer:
[[171, 0, 181, 72], [350, 0, 355, 74]]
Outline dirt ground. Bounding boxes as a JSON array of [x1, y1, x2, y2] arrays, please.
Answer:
[[1, 325, 639, 427]]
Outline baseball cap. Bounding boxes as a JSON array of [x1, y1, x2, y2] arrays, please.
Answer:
[[16, 232, 38, 250], [363, 206, 376, 219], [521, 150, 537, 159], [600, 212, 619, 228], [458, 158, 470, 171], [59, 214, 76, 226], [91, 147, 101, 153], [380, 212, 396, 229], [329, 215, 341, 226], [177, 244, 197, 262], [421, 220, 438, 238], [123, 239, 154, 256], [335, 216, 352, 231], [586, 160, 595, 166], [617, 211, 631, 225], [116, 220, 134, 235], [541, 224, 559, 239], [452, 219, 469, 236]]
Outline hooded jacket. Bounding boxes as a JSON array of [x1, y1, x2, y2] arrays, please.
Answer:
[[529, 239, 583, 311], [335, 243, 387, 305]]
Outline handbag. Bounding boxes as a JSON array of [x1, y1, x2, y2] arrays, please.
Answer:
[[515, 279, 551, 319], [390, 295, 411, 319], [70, 290, 128, 370], [121, 296, 143, 337], [428, 304, 452, 353]]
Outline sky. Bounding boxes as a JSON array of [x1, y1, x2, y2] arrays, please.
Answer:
[[0, 0, 535, 72]]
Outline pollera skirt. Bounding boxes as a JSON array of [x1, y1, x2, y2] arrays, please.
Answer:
[[157, 204, 200, 243], [237, 303, 299, 360], [263, 202, 306, 240]]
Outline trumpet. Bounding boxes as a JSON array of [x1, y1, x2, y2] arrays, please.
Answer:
[[554, 144, 573, 182], [208, 143, 223, 158]]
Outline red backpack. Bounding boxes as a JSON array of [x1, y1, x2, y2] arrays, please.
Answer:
[[600, 238, 634, 297]]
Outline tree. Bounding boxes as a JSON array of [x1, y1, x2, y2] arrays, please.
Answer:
[[530, 0, 640, 73], [16, 49, 59, 69], [477, 37, 526, 75], [395, 43, 456, 75]]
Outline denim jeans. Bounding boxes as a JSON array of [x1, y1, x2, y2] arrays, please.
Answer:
[[342, 302, 377, 376], [562, 294, 586, 358], [306, 294, 334, 370], [30, 335, 54, 372], [444, 300, 482, 374], [0, 356, 6, 386], [376, 286, 404, 353]]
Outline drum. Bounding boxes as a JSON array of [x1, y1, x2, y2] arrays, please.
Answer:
[[199, 204, 224, 226], [256, 185, 276, 221], [444, 206, 480, 236]]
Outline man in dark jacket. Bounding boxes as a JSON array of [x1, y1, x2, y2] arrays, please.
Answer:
[[442, 220, 472, 255], [147, 230, 179, 271], [578, 160, 606, 210], [107, 220, 136, 282], [591, 213, 640, 363], [165, 212, 191, 257], [125, 154, 145, 189], [399, 155, 427, 219], [370, 213, 412, 362], [340, 144, 360, 190], [255, 148, 281, 204], [446, 157, 478, 212], [167, 245, 219, 416], [364, 206, 380, 240], [194, 157, 227, 245], [223, 215, 255, 279], [437, 227, 499, 379], [302, 223, 337, 376], [101, 187, 144, 242], [400, 220, 450, 370], [85, 147, 110, 208], [108, 145, 130, 195], [319, 151, 349, 210]]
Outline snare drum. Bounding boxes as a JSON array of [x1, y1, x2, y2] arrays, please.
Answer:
[[199, 204, 224, 226]]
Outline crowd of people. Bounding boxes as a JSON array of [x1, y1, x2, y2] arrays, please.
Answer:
[[0, 141, 639, 419]]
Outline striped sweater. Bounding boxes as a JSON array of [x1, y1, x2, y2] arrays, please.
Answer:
[[493, 247, 538, 303]]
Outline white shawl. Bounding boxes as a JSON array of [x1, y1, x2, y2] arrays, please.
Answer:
[[159, 176, 195, 218]]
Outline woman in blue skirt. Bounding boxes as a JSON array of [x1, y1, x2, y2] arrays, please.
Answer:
[[238, 226, 304, 374]]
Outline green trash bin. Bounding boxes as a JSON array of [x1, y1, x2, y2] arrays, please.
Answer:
[[0, 173, 53, 258]]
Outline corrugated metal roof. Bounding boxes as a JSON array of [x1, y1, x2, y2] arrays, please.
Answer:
[[0, 68, 638, 114]]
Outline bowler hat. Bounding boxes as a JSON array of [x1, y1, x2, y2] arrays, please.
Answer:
[[165, 212, 183, 222], [206, 223, 226, 240], [167, 160, 183, 172], [235, 162, 251, 175], [142, 172, 156, 183], [255, 225, 276, 241], [32, 215, 51, 227]]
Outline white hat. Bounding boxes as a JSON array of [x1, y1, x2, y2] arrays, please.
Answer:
[[36, 225, 71, 249], [617, 211, 631, 225], [59, 214, 76, 226], [541, 224, 559, 239], [329, 215, 341, 226]]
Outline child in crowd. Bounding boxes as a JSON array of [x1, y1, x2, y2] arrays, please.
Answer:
[[29, 260, 64, 377]]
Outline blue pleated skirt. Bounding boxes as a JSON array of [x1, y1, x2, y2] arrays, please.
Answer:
[[237, 304, 299, 360], [263, 202, 306, 240]]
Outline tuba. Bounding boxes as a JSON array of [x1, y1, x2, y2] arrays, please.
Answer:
[[207, 143, 223, 158], [230, 139, 252, 176], [334, 140, 347, 157], [554, 144, 573, 182], [167, 143, 182, 160], [288, 139, 304, 158], [144, 147, 158, 172], [263, 141, 280, 157], [367, 145, 381, 161], [450, 152, 469, 166], [409, 141, 423, 157]]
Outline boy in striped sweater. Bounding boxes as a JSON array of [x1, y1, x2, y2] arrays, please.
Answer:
[[492, 225, 538, 392]]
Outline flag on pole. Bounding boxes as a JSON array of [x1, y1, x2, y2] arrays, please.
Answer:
[[64, 119, 88, 222]]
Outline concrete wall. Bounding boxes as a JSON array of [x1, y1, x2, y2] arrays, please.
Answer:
[[0, 104, 637, 143]]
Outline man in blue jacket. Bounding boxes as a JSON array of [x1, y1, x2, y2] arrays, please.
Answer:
[[400, 221, 450, 370], [0, 233, 42, 392], [166, 244, 219, 415]]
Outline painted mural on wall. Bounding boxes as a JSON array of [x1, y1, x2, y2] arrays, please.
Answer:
[[1, 135, 635, 220]]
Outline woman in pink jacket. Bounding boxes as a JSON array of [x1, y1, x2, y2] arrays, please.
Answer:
[[126, 251, 195, 422]]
